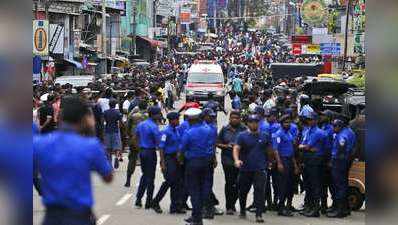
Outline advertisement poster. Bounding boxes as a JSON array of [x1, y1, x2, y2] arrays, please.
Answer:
[[33, 20, 49, 56]]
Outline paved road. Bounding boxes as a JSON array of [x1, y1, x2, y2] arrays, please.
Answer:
[[33, 97, 365, 225]]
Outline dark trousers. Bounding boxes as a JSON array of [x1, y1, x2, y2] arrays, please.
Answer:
[[238, 170, 267, 216], [222, 164, 239, 210], [136, 149, 157, 205], [126, 150, 139, 178], [303, 155, 323, 208], [153, 154, 183, 211], [43, 207, 95, 225], [277, 157, 294, 209], [271, 166, 279, 204], [186, 157, 214, 223], [331, 158, 350, 201], [321, 159, 335, 206]]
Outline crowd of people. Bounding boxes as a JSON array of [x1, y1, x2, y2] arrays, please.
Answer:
[[33, 27, 363, 225]]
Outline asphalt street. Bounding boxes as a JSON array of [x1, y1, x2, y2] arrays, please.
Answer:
[[33, 97, 365, 225]]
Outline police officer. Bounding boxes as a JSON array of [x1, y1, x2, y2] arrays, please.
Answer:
[[273, 115, 299, 217], [34, 96, 113, 225], [135, 106, 162, 209], [327, 118, 356, 218], [151, 112, 185, 214], [298, 112, 327, 217], [202, 108, 223, 219], [217, 110, 247, 215], [233, 114, 271, 223], [180, 108, 216, 225], [319, 110, 336, 213]]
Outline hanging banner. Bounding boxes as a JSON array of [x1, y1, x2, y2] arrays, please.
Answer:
[[33, 20, 49, 56]]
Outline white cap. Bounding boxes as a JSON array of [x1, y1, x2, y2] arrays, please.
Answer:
[[40, 93, 49, 102], [184, 108, 202, 118], [83, 88, 91, 93], [72, 88, 77, 94]]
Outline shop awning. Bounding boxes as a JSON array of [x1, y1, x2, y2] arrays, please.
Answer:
[[64, 58, 83, 69], [137, 36, 166, 48]]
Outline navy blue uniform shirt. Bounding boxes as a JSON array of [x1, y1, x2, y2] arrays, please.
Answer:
[[236, 130, 270, 172], [33, 130, 112, 211], [180, 123, 215, 159], [136, 118, 161, 149], [159, 125, 181, 154], [332, 127, 356, 159], [217, 124, 247, 166]]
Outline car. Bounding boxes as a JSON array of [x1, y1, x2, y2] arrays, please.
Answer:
[[54, 75, 95, 87], [185, 62, 226, 110]]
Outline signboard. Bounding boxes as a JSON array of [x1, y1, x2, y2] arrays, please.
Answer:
[[292, 43, 302, 55], [49, 24, 64, 54], [302, 44, 321, 54], [33, 20, 49, 56], [320, 43, 341, 55], [91, 0, 126, 11], [73, 30, 81, 57], [291, 35, 312, 44]]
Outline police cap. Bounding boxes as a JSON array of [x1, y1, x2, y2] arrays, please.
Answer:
[[321, 109, 335, 118], [167, 112, 179, 120], [247, 114, 260, 123], [279, 114, 291, 123], [185, 108, 202, 118], [304, 111, 318, 120], [332, 119, 345, 127]]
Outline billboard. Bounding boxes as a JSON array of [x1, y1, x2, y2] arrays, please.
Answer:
[[33, 20, 49, 56]]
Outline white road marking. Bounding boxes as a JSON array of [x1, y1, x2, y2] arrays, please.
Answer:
[[116, 193, 133, 206], [97, 214, 110, 225]]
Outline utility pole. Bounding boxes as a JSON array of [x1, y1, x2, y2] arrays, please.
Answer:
[[102, 0, 107, 58], [131, 0, 137, 55], [342, 0, 352, 71]]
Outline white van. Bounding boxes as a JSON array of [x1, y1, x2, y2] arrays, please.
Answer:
[[54, 75, 95, 87]]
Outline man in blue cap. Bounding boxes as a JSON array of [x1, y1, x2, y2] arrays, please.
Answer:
[[298, 112, 327, 217], [201, 108, 224, 219], [327, 118, 356, 218], [151, 112, 185, 214], [180, 108, 215, 225], [135, 106, 162, 209], [233, 114, 271, 223], [272, 114, 299, 217], [34, 96, 113, 225]]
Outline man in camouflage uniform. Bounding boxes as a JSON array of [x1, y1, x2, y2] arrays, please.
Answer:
[[124, 100, 149, 187]]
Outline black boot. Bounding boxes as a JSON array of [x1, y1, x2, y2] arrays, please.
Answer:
[[203, 207, 215, 219], [151, 202, 163, 214], [304, 203, 320, 217], [278, 207, 294, 217], [327, 201, 345, 218], [145, 199, 152, 209]]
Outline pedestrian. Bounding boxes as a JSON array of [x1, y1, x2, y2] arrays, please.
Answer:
[[233, 114, 271, 223], [38, 93, 56, 134], [103, 98, 123, 169], [272, 115, 299, 217], [151, 112, 186, 214], [327, 118, 356, 218], [34, 96, 113, 225], [135, 106, 162, 209], [124, 100, 148, 187], [180, 108, 216, 225], [217, 110, 247, 215], [298, 112, 327, 217]]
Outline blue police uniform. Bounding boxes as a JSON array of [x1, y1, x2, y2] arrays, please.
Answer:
[[320, 123, 335, 208], [34, 128, 112, 225], [267, 121, 281, 207], [331, 127, 356, 204], [236, 129, 270, 217], [135, 118, 161, 207], [152, 124, 183, 212], [180, 122, 215, 224], [300, 125, 327, 214], [218, 124, 247, 211], [273, 127, 295, 212]]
